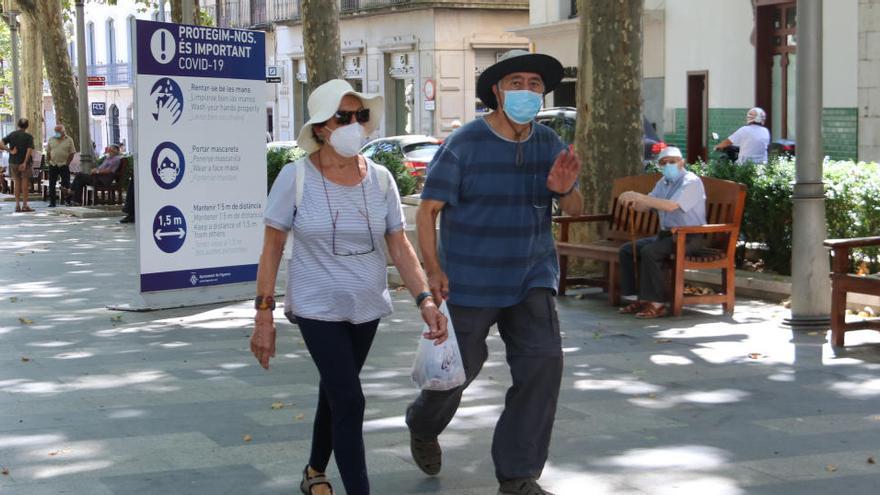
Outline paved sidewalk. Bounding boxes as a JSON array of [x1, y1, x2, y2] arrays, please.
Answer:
[[1, 202, 879, 495]]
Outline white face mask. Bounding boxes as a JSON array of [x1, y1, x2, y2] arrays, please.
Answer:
[[328, 123, 365, 157]]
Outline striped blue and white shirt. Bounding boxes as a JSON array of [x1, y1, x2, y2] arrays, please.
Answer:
[[422, 117, 567, 308], [264, 157, 405, 324]]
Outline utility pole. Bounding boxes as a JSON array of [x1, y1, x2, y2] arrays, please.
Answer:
[[785, 0, 830, 329], [75, 0, 94, 172]]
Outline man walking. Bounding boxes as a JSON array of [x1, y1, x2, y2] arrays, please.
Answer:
[[1, 118, 36, 212], [46, 124, 77, 207], [406, 50, 582, 495]]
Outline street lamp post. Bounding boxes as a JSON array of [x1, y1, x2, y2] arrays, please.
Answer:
[[75, 0, 94, 173], [785, 0, 830, 329]]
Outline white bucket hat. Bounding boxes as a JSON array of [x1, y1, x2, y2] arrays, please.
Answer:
[[296, 79, 384, 153]]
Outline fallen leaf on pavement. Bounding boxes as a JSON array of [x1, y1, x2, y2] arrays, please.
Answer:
[[654, 338, 672, 344], [110, 315, 123, 322], [1, 467, 8, 475], [243, 434, 252, 442], [825, 464, 837, 472], [295, 414, 305, 421], [20, 357, 30, 363], [868, 456, 876, 464], [19, 317, 33, 325], [9, 297, 19, 303], [270, 401, 285, 410], [748, 353, 762, 359]]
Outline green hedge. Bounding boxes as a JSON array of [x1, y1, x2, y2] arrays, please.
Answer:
[[266, 147, 417, 197], [684, 159, 880, 275]]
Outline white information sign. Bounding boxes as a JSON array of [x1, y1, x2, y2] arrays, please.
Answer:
[[134, 20, 266, 302]]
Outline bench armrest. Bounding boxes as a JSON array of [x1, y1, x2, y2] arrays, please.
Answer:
[[552, 214, 612, 225], [823, 236, 880, 249], [669, 224, 737, 235]]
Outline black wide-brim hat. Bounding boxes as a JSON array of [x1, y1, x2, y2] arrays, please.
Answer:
[[477, 50, 564, 110]]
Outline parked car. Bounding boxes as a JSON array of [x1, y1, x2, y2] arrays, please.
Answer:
[[535, 107, 667, 167], [360, 135, 441, 177]]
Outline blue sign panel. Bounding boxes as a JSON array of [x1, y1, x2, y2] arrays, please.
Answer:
[[140, 264, 258, 292], [91, 102, 106, 116], [136, 20, 265, 80]]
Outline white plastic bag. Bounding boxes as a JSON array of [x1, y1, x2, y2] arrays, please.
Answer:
[[411, 302, 466, 391]]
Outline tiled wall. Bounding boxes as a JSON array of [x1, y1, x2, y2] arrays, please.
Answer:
[[663, 107, 859, 161]]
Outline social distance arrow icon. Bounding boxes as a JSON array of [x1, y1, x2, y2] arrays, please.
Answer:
[[154, 228, 185, 241]]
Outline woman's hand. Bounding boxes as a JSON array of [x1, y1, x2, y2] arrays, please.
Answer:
[[251, 310, 276, 369], [419, 299, 448, 345]]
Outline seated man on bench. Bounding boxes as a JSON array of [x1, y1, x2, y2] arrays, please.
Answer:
[[67, 144, 122, 206], [617, 147, 707, 318]]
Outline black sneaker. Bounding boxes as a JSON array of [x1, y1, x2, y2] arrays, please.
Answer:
[[119, 215, 134, 224], [498, 478, 555, 495], [409, 431, 441, 475], [48, 203, 56, 208]]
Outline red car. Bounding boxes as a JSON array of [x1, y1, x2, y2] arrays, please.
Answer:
[[360, 135, 441, 177]]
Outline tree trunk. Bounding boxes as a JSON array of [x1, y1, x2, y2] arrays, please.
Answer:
[[171, 0, 182, 24], [302, 0, 342, 92], [36, 0, 80, 150], [18, 10, 43, 145], [575, 0, 644, 224]]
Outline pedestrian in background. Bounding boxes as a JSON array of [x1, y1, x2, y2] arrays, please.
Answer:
[[715, 107, 771, 164], [0, 118, 35, 212], [250, 79, 447, 495], [46, 124, 76, 208]]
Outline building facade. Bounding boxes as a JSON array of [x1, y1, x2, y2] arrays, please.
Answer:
[[43, 0, 165, 153], [514, 0, 879, 163], [211, 0, 530, 141]]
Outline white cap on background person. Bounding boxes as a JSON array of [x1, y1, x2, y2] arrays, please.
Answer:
[[747, 107, 766, 124]]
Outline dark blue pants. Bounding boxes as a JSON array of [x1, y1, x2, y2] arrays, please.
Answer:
[[405, 288, 563, 482], [293, 315, 379, 495]]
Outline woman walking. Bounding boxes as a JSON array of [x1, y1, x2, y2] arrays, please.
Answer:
[[250, 79, 447, 495]]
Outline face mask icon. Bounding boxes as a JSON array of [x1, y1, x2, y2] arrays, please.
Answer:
[[157, 156, 180, 185]]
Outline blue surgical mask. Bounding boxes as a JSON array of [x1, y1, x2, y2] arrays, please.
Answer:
[[502, 90, 543, 125], [53, 132, 61, 139], [662, 163, 683, 181]]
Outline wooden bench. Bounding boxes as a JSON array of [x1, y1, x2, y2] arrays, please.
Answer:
[[555, 174, 747, 316], [84, 156, 129, 206], [824, 236, 880, 347], [555, 174, 661, 305]]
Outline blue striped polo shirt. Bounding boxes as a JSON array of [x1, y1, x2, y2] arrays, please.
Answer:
[[422, 117, 567, 308]]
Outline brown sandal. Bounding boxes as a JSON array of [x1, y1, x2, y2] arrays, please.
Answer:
[[20, 206, 34, 213], [619, 301, 644, 314], [635, 304, 668, 319]]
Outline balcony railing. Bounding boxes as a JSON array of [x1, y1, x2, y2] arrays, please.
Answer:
[[215, 0, 525, 29], [72, 64, 132, 86]]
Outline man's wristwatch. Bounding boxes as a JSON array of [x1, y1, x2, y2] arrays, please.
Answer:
[[561, 182, 578, 196], [254, 295, 276, 311], [415, 291, 433, 308]]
